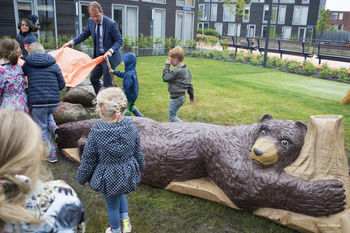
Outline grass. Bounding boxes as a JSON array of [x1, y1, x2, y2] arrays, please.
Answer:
[[50, 56, 349, 233]]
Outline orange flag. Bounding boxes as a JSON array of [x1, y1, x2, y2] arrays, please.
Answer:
[[18, 48, 104, 87], [340, 90, 350, 105]]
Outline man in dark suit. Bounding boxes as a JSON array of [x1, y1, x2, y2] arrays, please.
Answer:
[[62, 1, 122, 94]]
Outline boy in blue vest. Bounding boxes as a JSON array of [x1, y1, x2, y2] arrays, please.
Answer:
[[22, 42, 65, 163], [110, 52, 143, 117]]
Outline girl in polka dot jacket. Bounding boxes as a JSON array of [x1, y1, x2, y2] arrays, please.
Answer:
[[76, 87, 146, 233]]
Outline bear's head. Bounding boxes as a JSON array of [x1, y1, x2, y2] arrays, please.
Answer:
[[251, 114, 307, 170]]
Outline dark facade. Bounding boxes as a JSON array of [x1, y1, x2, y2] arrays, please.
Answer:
[[329, 11, 350, 32], [198, 0, 326, 40], [1, 0, 197, 44]]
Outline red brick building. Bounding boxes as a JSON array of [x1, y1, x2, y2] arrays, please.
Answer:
[[329, 11, 350, 32]]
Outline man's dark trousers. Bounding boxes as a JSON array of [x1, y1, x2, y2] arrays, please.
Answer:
[[90, 54, 116, 94]]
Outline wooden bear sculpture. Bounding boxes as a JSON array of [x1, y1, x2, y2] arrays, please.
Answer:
[[57, 114, 346, 217]]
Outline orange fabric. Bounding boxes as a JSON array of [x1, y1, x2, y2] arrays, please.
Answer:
[[17, 48, 104, 87], [340, 90, 350, 105], [48, 48, 104, 87]]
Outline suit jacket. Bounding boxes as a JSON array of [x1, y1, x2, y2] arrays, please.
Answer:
[[73, 15, 123, 65]]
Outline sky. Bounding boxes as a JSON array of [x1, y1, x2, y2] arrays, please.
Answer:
[[325, 0, 350, 11]]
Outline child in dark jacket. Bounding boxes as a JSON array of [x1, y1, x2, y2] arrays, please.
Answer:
[[22, 42, 65, 163], [76, 87, 146, 233], [110, 52, 143, 117]]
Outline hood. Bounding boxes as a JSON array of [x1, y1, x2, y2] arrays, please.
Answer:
[[25, 52, 56, 67], [123, 52, 137, 72], [22, 35, 36, 44], [31, 15, 38, 24]]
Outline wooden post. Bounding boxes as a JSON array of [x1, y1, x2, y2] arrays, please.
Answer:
[[105, 56, 117, 87]]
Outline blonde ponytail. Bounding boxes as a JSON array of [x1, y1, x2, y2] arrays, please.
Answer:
[[96, 87, 127, 123]]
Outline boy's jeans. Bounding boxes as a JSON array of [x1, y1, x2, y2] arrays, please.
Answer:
[[169, 95, 186, 122], [31, 106, 58, 155], [103, 194, 129, 233]]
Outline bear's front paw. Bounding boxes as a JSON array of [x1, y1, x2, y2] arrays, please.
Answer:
[[297, 179, 346, 217]]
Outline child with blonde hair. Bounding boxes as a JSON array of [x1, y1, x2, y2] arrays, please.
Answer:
[[0, 39, 28, 113], [76, 87, 146, 233], [0, 109, 85, 233], [162, 46, 195, 122]]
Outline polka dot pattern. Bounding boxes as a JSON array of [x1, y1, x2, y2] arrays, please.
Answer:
[[76, 118, 146, 196]]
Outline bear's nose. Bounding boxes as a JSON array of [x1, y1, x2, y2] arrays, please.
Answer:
[[253, 148, 263, 156]]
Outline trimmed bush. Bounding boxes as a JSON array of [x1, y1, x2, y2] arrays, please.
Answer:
[[287, 61, 300, 73], [221, 50, 231, 61], [302, 61, 316, 75], [246, 53, 254, 63], [320, 63, 332, 79], [191, 50, 201, 57], [197, 28, 220, 37], [333, 68, 350, 80], [235, 51, 245, 63]]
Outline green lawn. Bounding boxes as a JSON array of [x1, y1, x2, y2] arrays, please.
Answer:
[[51, 56, 349, 233]]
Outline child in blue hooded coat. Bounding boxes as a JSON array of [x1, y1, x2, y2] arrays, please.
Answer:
[[110, 52, 143, 117]]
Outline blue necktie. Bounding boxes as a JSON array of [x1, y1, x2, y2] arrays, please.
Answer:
[[96, 24, 101, 55]]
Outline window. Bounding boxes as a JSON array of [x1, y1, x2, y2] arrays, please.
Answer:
[[199, 4, 210, 21], [251, 0, 264, 2], [223, 4, 235, 22], [142, 0, 166, 3], [339, 13, 343, 20], [292, 6, 308, 25], [261, 25, 275, 38], [281, 26, 291, 39], [37, 0, 57, 40], [246, 24, 255, 37], [78, 2, 89, 33], [198, 22, 209, 30], [152, 8, 166, 40], [278, 5, 286, 24], [263, 5, 277, 24], [214, 23, 223, 35], [243, 4, 250, 22], [211, 4, 217, 21], [302, 0, 309, 3], [273, 0, 278, 3], [280, 0, 294, 3], [175, 11, 194, 41], [176, 0, 195, 7], [112, 5, 138, 40], [332, 13, 338, 20], [227, 23, 240, 36]]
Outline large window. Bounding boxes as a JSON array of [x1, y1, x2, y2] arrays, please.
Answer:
[[175, 11, 194, 41], [79, 1, 90, 33], [339, 13, 343, 20], [280, 0, 295, 3], [292, 6, 308, 25], [246, 24, 255, 37], [112, 5, 139, 40], [211, 4, 217, 21], [176, 0, 195, 7], [228, 23, 240, 36], [261, 25, 275, 38], [263, 5, 277, 24], [142, 0, 166, 3], [199, 4, 210, 21], [278, 5, 286, 24], [152, 8, 166, 41], [17, 0, 34, 21], [214, 23, 223, 35], [282, 26, 291, 39], [251, 0, 264, 2], [223, 4, 235, 22], [243, 4, 250, 22], [302, 0, 309, 3]]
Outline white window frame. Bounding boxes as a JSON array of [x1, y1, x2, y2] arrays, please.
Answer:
[[175, 10, 194, 41], [262, 4, 277, 24], [280, 0, 295, 3], [281, 26, 292, 39], [292, 5, 308, 25], [332, 13, 338, 20], [214, 23, 223, 35], [78, 1, 90, 33], [298, 27, 306, 40], [211, 3, 217, 21], [142, 0, 166, 4], [152, 8, 166, 41], [302, 0, 309, 4], [199, 3, 210, 21], [176, 0, 195, 8], [223, 4, 235, 22], [227, 23, 240, 36], [112, 4, 139, 40], [278, 5, 286, 24], [243, 4, 250, 23], [246, 24, 256, 37], [261, 25, 275, 38], [339, 13, 343, 20]]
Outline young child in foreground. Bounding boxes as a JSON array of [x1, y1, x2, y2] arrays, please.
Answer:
[[0, 39, 28, 113], [22, 42, 65, 163], [0, 109, 85, 233], [111, 52, 143, 117], [162, 46, 195, 122], [76, 87, 146, 233]]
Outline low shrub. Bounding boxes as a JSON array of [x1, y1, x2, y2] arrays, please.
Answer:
[[191, 50, 202, 57], [246, 53, 254, 63], [251, 56, 260, 66], [209, 50, 218, 58], [333, 68, 349, 80], [302, 61, 316, 75], [276, 59, 287, 71], [235, 51, 245, 63], [221, 50, 231, 61], [220, 39, 228, 50], [287, 61, 300, 73], [203, 50, 211, 58], [320, 63, 332, 79]]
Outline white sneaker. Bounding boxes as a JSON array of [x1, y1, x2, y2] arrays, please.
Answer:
[[105, 227, 112, 233], [121, 219, 132, 233]]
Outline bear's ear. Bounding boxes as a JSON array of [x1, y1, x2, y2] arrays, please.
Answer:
[[259, 114, 273, 123], [295, 121, 307, 135]]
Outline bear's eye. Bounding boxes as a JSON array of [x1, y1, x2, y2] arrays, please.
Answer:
[[260, 129, 267, 135], [281, 140, 289, 146]]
